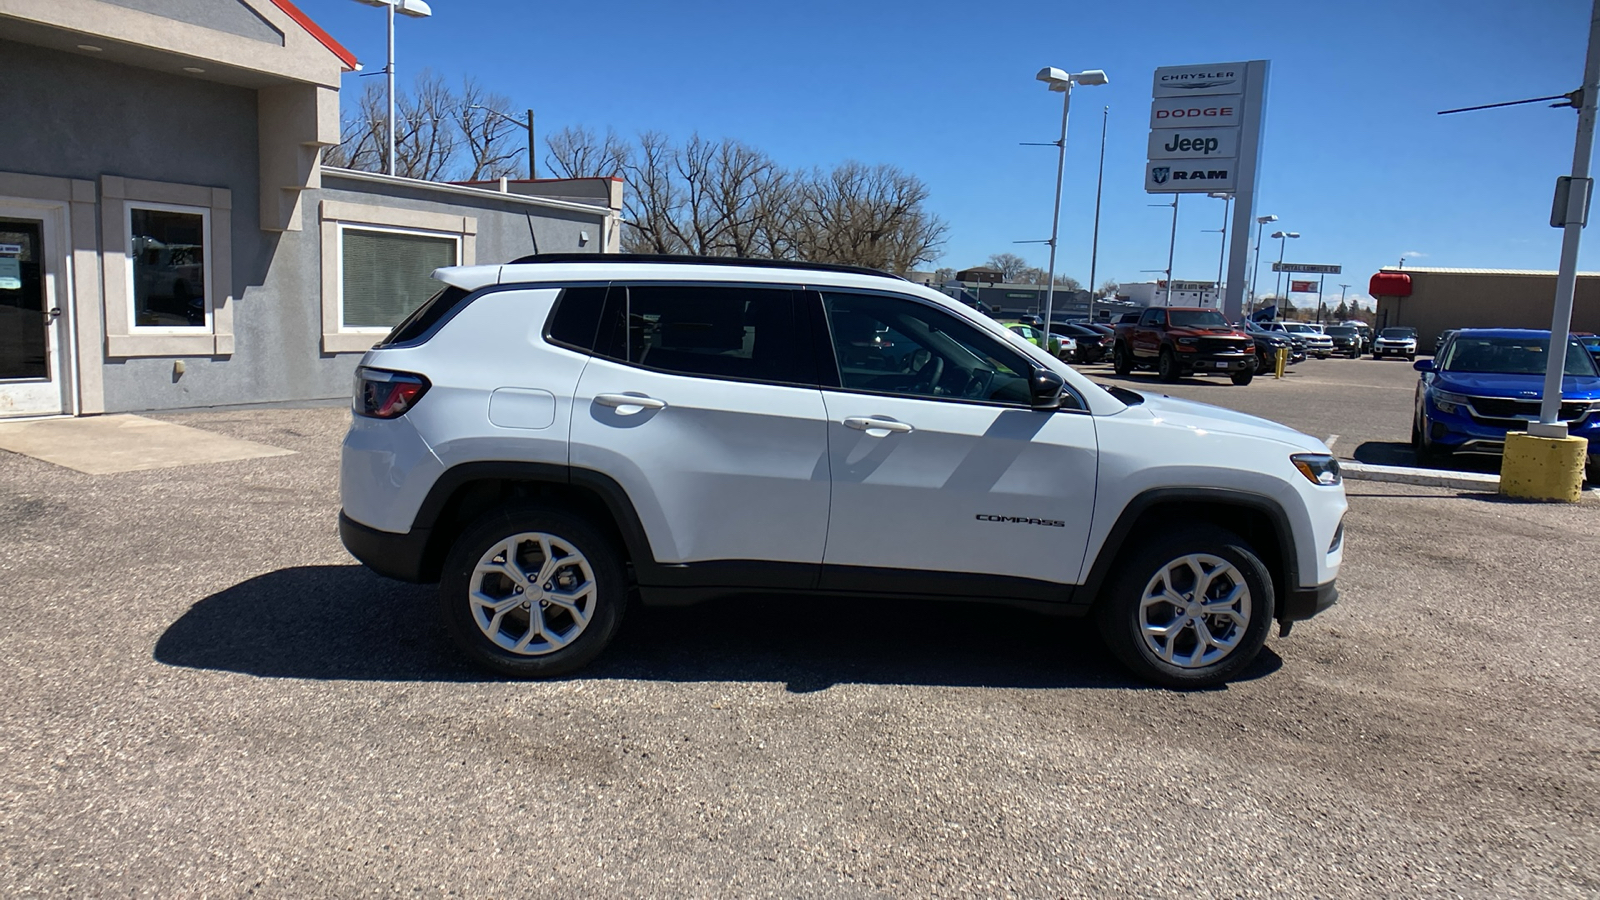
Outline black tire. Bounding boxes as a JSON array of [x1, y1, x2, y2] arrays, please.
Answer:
[[1407, 353, 1416, 361], [438, 505, 627, 678], [1113, 342, 1133, 376], [1349, 349, 1360, 359], [1230, 369, 1254, 386], [1588, 462, 1599, 487], [1157, 347, 1180, 383], [1095, 525, 1275, 689]]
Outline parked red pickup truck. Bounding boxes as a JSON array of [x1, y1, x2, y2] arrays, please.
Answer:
[[1113, 307, 1258, 385]]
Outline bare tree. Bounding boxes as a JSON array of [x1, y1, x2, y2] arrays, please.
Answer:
[[1097, 279, 1120, 297], [389, 70, 457, 180], [327, 81, 388, 172], [932, 267, 956, 283], [543, 125, 629, 180], [455, 77, 524, 180], [986, 253, 1031, 282]]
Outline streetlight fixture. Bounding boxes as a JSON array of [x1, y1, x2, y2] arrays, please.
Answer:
[[1248, 214, 1277, 313], [352, 0, 433, 176], [467, 105, 537, 179], [1271, 230, 1300, 303], [1034, 66, 1108, 333]]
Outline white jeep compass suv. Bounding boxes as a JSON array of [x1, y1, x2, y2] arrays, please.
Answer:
[[340, 255, 1345, 688]]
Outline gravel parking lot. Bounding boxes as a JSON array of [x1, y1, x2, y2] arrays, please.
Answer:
[[1, 395, 1597, 897]]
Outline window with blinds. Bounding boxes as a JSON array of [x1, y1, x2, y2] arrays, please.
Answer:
[[340, 228, 458, 329]]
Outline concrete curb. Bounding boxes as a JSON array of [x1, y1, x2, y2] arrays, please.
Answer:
[[1340, 460, 1501, 492]]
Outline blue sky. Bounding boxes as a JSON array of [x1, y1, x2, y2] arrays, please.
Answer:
[[300, 0, 1595, 305]]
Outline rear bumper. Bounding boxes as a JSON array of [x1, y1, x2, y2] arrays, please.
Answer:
[[1281, 580, 1338, 622], [340, 511, 431, 583]]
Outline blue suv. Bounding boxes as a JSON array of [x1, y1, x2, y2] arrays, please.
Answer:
[[1412, 328, 1600, 480]]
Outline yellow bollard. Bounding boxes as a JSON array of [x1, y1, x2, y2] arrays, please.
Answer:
[[1499, 431, 1587, 502], [1274, 346, 1286, 379]]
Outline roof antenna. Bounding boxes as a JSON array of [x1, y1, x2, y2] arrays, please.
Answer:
[[525, 212, 539, 256]]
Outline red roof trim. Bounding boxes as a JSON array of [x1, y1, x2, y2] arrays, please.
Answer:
[[267, 0, 359, 71]]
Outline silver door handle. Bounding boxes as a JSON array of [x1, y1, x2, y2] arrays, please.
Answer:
[[44, 307, 61, 322], [595, 393, 667, 410], [843, 416, 913, 434]]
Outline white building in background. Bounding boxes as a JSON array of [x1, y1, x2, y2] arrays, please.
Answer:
[[1118, 281, 1221, 308]]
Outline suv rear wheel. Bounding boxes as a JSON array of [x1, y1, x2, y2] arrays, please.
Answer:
[[1096, 525, 1274, 689], [438, 506, 626, 677], [1113, 342, 1133, 376]]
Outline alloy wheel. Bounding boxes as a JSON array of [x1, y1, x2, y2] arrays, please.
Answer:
[[1138, 553, 1252, 668], [468, 532, 596, 656]]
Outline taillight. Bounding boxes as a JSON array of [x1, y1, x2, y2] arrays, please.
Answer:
[[354, 367, 430, 419]]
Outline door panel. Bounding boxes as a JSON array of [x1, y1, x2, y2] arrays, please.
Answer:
[[814, 289, 1098, 589], [820, 394, 1098, 585], [568, 284, 830, 569]]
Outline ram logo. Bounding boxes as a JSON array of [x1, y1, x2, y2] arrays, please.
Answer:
[[1151, 166, 1170, 185]]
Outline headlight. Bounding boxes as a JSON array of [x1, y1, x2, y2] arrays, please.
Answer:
[[1291, 453, 1342, 486], [1432, 389, 1470, 415]]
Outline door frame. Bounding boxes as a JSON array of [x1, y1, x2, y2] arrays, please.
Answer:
[[0, 196, 76, 418]]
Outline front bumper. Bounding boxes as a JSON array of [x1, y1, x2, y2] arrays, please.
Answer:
[[1281, 580, 1338, 623], [1373, 343, 1415, 355], [1424, 403, 1600, 456], [1177, 352, 1256, 372], [340, 511, 431, 583]]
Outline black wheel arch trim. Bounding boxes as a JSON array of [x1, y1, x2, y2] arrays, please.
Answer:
[[1078, 486, 1304, 616]]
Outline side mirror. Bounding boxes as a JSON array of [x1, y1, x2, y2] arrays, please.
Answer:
[[1030, 367, 1064, 409], [1413, 359, 1433, 372]]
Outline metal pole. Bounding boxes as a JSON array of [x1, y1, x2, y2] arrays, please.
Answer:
[[1164, 194, 1179, 306], [386, 0, 395, 176], [1087, 105, 1107, 324], [1275, 235, 1288, 300], [1249, 220, 1267, 315], [534, 108, 547, 178], [1215, 195, 1230, 303], [1316, 273, 1325, 322], [1537, 0, 1600, 432], [1042, 83, 1072, 336]]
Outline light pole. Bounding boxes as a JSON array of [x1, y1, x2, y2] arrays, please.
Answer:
[[1087, 105, 1108, 324], [1249, 214, 1277, 314], [1034, 66, 1108, 332], [1164, 194, 1180, 306], [1271, 230, 1300, 302], [1338, 283, 1350, 318], [1206, 191, 1232, 307], [353, 0, 433, 176], [468, 105, 537, 179]]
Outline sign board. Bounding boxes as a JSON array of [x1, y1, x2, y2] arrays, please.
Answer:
[[1149, 97, 1241, 129], [0, 257, 18, 290], [1161, 281, 1217, 292], [0, 243, 22, 255], [1145, 161, 1236, 192], [1145, 60, 1269, 321], [1289, 280, 1317, 293], [1152, 63, 1247, 98], [1272, 262, 1342, 274], [1147, 127, 1239, 160]]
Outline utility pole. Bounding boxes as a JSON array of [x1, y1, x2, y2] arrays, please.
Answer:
[[1535, 0, 1600, 433], [1338, 283, 1350, 317]]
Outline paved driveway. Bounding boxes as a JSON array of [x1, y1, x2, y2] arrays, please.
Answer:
[[1, 406, 1596, 897]]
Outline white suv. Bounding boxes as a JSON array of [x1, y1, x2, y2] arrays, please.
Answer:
[[340, 255, 1346, 688]]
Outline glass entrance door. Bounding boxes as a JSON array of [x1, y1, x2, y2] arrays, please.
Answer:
[[0, 211, 67, 416]]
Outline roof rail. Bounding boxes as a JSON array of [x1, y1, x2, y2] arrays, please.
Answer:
[[502, 252, 906, 281]]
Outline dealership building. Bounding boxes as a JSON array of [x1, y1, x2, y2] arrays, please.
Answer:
[[0, 0, 620, 420], [1369, 267, 1600, 349]]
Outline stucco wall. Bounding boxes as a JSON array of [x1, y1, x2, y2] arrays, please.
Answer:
[[1374, 269, 1600, 349]]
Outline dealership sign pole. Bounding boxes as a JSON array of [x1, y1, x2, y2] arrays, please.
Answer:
[[1147, 60, 1269, 322]]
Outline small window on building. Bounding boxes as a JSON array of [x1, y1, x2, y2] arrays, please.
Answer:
[[340, 227, 459, 330], [129, 205, 209, 330]]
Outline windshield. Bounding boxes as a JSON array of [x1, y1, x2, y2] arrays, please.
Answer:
[[1325, 326, 1356, 336], [1380, 327, 1416, 338], [1168, 310, 1229, 328], [1283, 323, 1315, 334], [1439, 336, 1599, 377]]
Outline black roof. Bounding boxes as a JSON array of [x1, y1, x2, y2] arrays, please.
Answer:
[[503, 252, 905, 281]]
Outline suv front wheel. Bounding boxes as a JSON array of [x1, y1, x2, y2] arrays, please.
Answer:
[[438, 506, 626, 677], [1096, 525, 1275, 688]]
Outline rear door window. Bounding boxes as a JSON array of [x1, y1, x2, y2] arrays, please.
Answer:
[[595, 284, 815, 386]]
